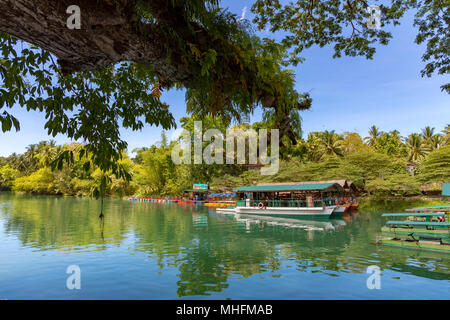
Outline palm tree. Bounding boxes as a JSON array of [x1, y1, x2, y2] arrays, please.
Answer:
[[441, 124, 450, 146], [23, 144, 39, 173], [7, 153, 25, 172], [131, 147, 149, 164], [405, 133, 428, 162], [317, 130, 344, 158], [421, 126, 435, 140], [428, 134, 442, 151], [364, 125, 381, 147], [390, 130, 402, 143], [421, 126, 443, 151], [155, 131, 168, 148], [36, 140, 58, 167], [306, 132, 322, 161]]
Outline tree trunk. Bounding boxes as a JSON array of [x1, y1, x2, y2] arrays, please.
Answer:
[[0, 0, 191, 83]]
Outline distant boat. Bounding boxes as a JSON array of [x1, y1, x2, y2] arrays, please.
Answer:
[[205, 201, 236, 207]]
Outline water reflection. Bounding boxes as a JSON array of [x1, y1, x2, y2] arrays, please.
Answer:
[[234, 213, 347, 231], [0, 192, 449, 298]]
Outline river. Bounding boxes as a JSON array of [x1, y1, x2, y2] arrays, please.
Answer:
[[0, 192, 448, 299]]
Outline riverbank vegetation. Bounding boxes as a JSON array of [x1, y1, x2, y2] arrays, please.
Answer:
[[1, 1, 448, 186], [1, 122, 449, 198]]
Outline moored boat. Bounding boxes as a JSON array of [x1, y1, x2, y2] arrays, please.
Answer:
[[232, 182, 348, 219], [378, 183, 450, 253], [334, 205, 348, 214], [379, 207, 450, 253], [205, 201, 236, 207]]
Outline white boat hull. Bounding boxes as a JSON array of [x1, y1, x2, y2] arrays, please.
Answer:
[[234, 205, 336, 218], [333, 206, 346, 213]]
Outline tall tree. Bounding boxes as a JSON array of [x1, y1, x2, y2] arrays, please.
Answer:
[[421, 126, 435, 141], [317, 130, 344, 158], [305, 132, 322, 161], [428, 135, 443, 151], [374, 132, 407, 157], [341, 132, 369, 154], [405, 133, 427, 162], [155, 131, 169, 149], [0, 0, 310, 178], [390, 130, 402, 142], [131, 147, 149, 165], [0, 0, 448, 183], [441, 124, 450, 146], [421, 126, 443, 151], [364, 125, 381, 147]]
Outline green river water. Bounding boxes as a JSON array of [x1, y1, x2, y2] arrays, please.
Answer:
[[0, 192, 448, 299]]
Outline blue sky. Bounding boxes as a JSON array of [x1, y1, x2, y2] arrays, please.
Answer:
[[1, 1, 449, 157]]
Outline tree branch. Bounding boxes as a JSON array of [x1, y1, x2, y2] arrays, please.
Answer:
[[0, 0, 191, 83]]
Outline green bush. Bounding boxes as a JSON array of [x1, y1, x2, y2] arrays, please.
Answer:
[[416, 146, 450, 183], [13, 168, 56, 194], [365, 174, 421, 197], [0, 165, 21, 190]]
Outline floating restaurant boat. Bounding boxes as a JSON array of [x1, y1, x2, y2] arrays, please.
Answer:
[[378, 183, 450, 253], [255, 180, 359, 214], [181, 183, 209, 204], [230, 182, 349, 219]]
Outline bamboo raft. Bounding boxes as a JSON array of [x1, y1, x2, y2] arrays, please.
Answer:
[[379, 204, 450, 253]]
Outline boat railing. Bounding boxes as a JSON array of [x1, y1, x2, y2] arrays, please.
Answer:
[[236, 198, 337, 208]]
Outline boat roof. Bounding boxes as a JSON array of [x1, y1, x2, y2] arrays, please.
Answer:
[[256, 180, 359, 191], [443, 183, 450, 196], [257, 179, 346, 187], [233, 182, 343, 192]]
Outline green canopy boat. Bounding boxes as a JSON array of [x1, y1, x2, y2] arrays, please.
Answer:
[[232, 182, 346, 219]]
